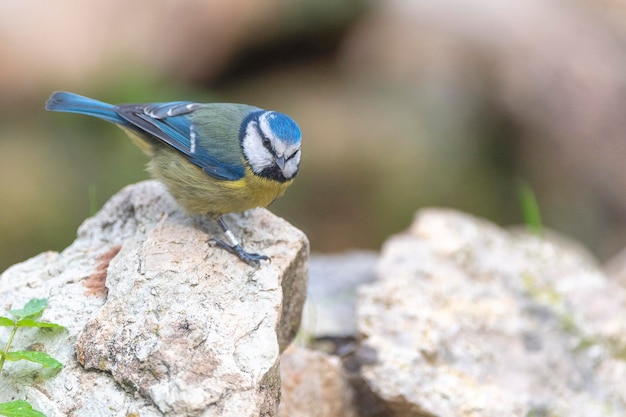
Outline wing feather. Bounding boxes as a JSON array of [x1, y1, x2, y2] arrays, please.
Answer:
[[115, 102, 250, 181]]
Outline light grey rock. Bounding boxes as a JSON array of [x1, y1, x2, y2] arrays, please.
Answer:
[[358, 208, 626, 417], [604, 247, 626, 288], [303, 251, 378, 338], [278, 345, 358, 417], [0, 180, 308, 417]]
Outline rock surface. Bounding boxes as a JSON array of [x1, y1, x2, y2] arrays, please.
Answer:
[[357, 209, 626, 417], [0, 180, 309, 417], [604, 247, 626, 288], [278, 345, 358, 417]]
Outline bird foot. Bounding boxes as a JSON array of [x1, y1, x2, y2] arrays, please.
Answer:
[[211, 238, 270, 267]]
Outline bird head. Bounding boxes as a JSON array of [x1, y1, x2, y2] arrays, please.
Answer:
[[241, 111, 301, 182]]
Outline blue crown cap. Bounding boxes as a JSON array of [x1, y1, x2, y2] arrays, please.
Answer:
[[268, 112, 301, 144]]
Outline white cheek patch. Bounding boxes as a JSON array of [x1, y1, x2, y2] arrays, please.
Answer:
[[282, 148, 301, 179], [283, 158, 300, 179], [242, 121, 273, 173]]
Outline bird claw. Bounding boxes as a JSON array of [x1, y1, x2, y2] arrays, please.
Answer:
[[210, 238, 270, 267]]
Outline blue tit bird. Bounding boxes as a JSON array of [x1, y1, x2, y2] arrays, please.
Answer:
[[45, 91, 302, 266]]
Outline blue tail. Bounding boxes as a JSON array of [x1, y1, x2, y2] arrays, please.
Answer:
[[45, 91, 127, 125]]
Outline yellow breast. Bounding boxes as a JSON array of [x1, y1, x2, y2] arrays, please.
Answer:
[[206, 166, 293, 214], [147, 147, 293, 216]]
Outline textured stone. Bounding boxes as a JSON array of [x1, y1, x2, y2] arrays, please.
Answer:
[[604, 248, 626, 288], [358, 208, 626, 417], [0, 180, 308, 417], [279, 345, 357, 417]]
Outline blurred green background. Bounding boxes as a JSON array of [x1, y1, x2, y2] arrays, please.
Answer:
[[3, 0, 626, 272]]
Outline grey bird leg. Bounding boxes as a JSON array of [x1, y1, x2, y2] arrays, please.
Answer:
[[211, 216, 270, 267]]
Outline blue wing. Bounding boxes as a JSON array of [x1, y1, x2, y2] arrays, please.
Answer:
[[46, 92, 245, 181], [115, 102, 246, 181]]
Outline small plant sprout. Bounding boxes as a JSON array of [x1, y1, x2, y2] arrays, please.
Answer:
[[0, 298, 65, 417], [0, 298, 64, 373], [517, 179, 543, 236], [0, 400, 46, 417]]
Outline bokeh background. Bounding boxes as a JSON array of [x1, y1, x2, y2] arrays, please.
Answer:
[[3, 0, 626, 272]]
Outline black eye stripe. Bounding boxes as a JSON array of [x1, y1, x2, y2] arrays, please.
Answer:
[[254, 121, 276, 155], [286, 149, 300, 160], [263, 137, 278, 158]]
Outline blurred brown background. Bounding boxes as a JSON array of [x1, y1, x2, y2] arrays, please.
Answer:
[[3, 0, 626, 272]]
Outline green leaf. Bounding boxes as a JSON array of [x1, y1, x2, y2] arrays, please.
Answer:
[[8, 299, 48, 320], [0, 400, 46, 417], [0, 316, 15, 327], [517, 179, 543, 236], [4, 350, 63, 369], [15, 319, 64, 329]]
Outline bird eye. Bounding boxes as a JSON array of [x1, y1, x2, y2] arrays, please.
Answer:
[[262, 137, 272, 150]]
